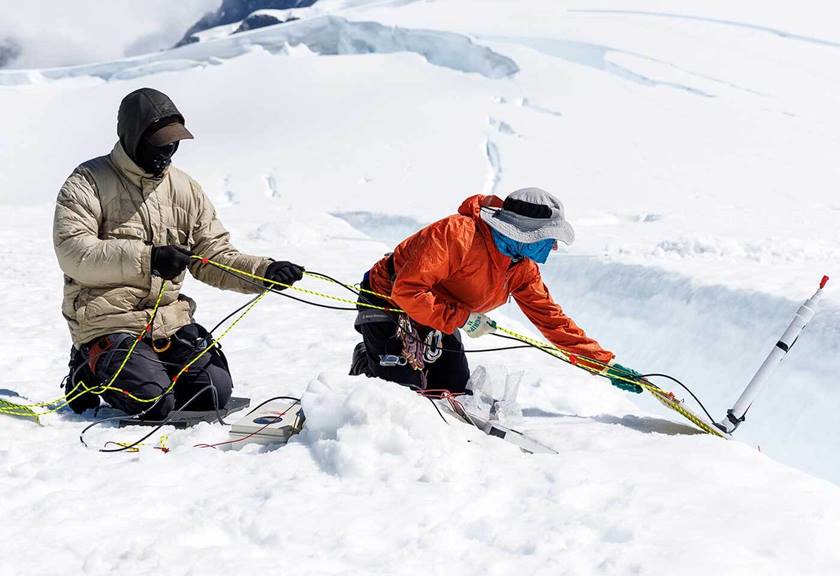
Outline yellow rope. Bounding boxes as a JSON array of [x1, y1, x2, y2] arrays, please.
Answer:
[[196, 257, 400, 312], [197, 259, 723, 437], [0, 285, 169, 418], [5, 256, 716, 436], [77, 289, 269, 406], [197, 257, 647, 390], [1, 282, 267, 418]]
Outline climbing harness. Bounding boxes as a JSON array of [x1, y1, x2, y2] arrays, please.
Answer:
[[2, 254, 729, 444], [0, 285, 168, 421], [1, 277, 268, 439]]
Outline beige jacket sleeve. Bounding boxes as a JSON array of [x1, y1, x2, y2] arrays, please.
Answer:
[[187, 178, 271, 293], [53, 170, 152, 288]]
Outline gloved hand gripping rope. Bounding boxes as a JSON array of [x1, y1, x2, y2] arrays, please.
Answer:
[[195, 256, 681, 402], [2, 255, 714, 444]]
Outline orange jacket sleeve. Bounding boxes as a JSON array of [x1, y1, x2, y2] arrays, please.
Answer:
[[390, 217, 473, 334], [510, 261, 614, 365]]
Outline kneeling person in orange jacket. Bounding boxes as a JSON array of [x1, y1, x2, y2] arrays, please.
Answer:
[[350, 188, 642, 394]]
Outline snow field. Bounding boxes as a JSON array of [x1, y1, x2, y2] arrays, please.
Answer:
[[3, 0, 840, 573], [5, 366, 840, 575], [2, 199, 840, 575]]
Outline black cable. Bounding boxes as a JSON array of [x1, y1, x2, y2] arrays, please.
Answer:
[[71, 272, 308, 448], [273, 289, 358, 311], [494, 333, 716, 424], [640, 373, 717, 424], [63, 283, 168, 401], [101, 384, 220, 453], [425, 395, 448, 424], [78, 333, 227, 451], [80, 383, 223, 452], [65, 344, 215, 408], [242, 395, 302, 416], [305, 271, 362, 296], [213, 264, 549, 355], [210, 294, 263, 335], [219, 268, 359, 311], [211, 262, 718, 424], [79, 381, 176, 450], [404, 383, 449, 424], [73, 276, 258, 450], [462, 344, 537, 353], [490, 332, 576, 362]]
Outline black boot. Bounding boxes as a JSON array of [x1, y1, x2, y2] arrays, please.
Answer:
[[349, 342, 370, 376], [65, 347, 101, 414]]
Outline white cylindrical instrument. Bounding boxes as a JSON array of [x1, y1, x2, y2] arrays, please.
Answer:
[[718, 276, 829, 434]]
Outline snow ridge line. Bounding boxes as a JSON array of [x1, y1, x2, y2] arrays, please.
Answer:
[[570, 9, 840, 50], [0, 16, 519, 85], [483, 34, 715, 97]]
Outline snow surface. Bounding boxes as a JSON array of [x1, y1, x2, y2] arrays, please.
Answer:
[[2, 0, 840, 574]]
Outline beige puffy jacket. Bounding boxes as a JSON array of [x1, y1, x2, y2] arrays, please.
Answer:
[[53, 142, 271, 347]]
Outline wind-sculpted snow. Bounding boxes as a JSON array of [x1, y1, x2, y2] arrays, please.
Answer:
[[0, 15, 518, 85], [331, 211, 426, 249], [483, 34, 713, 97], [525, 256, 840, 482], [572, 9, 840, 50]]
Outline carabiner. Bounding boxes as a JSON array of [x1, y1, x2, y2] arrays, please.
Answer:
[[379, 354, 407, 367]]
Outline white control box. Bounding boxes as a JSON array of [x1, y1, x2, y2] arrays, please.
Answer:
[[228, 398, 304, 447]]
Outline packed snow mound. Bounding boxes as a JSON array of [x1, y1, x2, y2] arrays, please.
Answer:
[[0, 15, 518, 85], [301, 374, 481, 480], [331, 211, 427, 248]]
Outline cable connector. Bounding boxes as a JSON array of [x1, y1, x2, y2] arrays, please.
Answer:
[[716, 409, 745, 434]]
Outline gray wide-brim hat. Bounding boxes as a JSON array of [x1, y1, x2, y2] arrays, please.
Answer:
[[480, 187, 575, 245]]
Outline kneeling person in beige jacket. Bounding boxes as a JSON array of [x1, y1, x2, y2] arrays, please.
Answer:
[[54, 87, 301, 419]]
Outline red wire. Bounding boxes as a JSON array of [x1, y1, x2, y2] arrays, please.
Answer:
[[194, 403, 298, 450], [418, 388, 466, 399]]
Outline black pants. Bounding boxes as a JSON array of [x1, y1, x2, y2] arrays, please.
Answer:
[[73, 323, 233, 419], [355, 320, 471, 393]]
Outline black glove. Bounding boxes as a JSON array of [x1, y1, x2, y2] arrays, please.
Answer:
[[151, 245, 193, 280], [264, 260, 305, 289]]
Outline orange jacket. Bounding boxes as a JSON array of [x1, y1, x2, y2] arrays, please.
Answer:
[[368, 195, 615, 364]]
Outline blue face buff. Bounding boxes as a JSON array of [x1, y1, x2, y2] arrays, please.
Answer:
[[491, 229, 556, 264]]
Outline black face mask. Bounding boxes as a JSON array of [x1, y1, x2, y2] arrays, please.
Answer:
[[135, 140, 179, 177]]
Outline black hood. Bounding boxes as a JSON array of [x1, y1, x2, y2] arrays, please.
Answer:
[[117, 88, 185, 163]]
